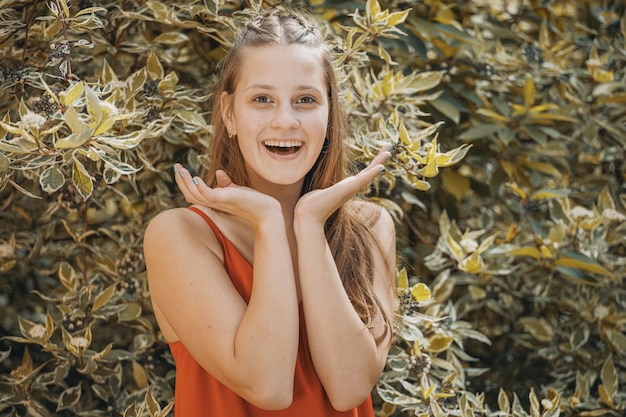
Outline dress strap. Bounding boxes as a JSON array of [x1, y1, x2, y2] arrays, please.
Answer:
[[187, 206, 227, 250]]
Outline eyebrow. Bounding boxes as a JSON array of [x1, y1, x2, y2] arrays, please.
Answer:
[[244, 84, 325, 94]]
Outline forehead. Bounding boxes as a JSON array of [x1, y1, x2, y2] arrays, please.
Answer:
[[236, 45, 327, 91]]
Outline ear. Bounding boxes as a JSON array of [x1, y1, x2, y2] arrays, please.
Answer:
[[220, 92, 235, 136]]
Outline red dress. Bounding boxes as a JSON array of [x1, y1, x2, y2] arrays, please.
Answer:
[[168, 206, 375, 417]]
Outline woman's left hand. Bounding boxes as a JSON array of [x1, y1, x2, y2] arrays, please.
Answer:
[[294, 143, 391, 225]]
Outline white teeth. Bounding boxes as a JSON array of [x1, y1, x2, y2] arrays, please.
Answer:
[[263, 140, 302, 148]]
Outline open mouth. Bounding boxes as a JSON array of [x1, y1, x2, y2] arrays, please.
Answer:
[[263, 140, 303, 155]]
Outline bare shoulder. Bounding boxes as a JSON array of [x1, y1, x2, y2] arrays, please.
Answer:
[[144, 206, 223, 264], [349, 199, 396, 237]]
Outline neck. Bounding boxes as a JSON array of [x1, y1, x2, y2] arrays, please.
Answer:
[[250, 179, 303, 218]]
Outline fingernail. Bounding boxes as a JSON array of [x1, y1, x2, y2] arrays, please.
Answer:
[[192, 178, 199, 186], [178, 169, 184, 179], [386, 153, 392, 161], [379, 167, 385, 173]]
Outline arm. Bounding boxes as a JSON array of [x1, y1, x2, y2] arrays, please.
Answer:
[[293, 146, 396, 411], [144, 167, 299, 410]]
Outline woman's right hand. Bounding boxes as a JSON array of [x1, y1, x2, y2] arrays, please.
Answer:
[[174, 165, 282, 227]]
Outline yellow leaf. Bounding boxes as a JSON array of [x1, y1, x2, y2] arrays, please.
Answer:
[[84, 85, 102, 124], [539, 245, 554, 259], [527, 103, 560, 113], [441, 170, 469, 201], [446, 233, 465, 261], [397, 268, 409, 291], [422, 160, 439, 177], [522, 160, 563, 178], [72, 158, 94, 200], [553, 257, 614, 278], [409, 176, 431, 191], [596, 186, 616, 212], [426, 333, 454, 353], [367, 0, 382, 18], [519, 317, 554, 342], [591, 68, 614, 83], [507, 247, 542, 260], [510, 103, 527, 117], [56, 128, 95, 149], [598, 385, 614, 407], [436, 144, 472, 167], [411, 283, 432, 303], [158, 71, 179, 93], [506, 182, 528, 200], [468, 284, 486, 300], [146, 52, 164, 80], [398, 120, 411, 146], [523, 74, 536, 109], [60, 81, 83, 107], [58, 0, 70, 18], [597, 93, 626, 105], [459, 251, 483, 274], [63, 107, 88, 134], [530, 188, 569, 200], [0, 121, 24, 135], [478, 108, 507, 122], [132, 361, 148, 389], [386, 9, 410, 27]]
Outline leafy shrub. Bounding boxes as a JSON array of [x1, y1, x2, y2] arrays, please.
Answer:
[[1, 0, 624, 416]]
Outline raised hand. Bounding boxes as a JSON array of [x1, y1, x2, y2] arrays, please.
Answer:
[[294, 144, 391, 225], [174, 165, 282, 227]]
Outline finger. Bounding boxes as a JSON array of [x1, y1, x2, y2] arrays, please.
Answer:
[[215, 170, 233, 188], [175, 165, 205, 204]]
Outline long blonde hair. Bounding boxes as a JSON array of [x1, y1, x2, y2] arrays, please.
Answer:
[[204, 8, 391, 343]]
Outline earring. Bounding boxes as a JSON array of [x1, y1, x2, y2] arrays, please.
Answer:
[[227, 128, 233, 139]]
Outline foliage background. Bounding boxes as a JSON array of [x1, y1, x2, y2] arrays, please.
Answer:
[[0, 0, 624, 416]]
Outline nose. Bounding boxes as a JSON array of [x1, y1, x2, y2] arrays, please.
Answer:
[[269, 102, 300, 130]]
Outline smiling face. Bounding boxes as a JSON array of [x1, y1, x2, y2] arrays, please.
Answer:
[[220, 44, 329, 191]]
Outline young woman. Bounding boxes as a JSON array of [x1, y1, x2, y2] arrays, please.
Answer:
[[144, 8, 396, 416]]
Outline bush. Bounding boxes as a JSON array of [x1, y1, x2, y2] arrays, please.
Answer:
[[1, 0, 624, 416]]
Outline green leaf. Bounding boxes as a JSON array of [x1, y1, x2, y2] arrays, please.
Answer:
[[126, 68, 148, 99], [99, 129, 149, 149], [519, 317, 554, 343], [0, 153, 9, 173], [103, 166, 122, 184], [202, 0, 219, 16], [92, 284, 117, 313], [600, 355, 617, 399], [431, 95, 461, 124], [57, 384, 82, 412], [39, 166, 65, 193], [154, 31, 190, 45], [98, 152, 141, 175], [118, 303, 142, 322], [72, 158, 94, 200], [58, 261, 78, 292], [409, 71, 443, 93]]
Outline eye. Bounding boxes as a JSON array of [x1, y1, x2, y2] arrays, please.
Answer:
[[253, 95, 272, 103], [296, 96, 316, 104]]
